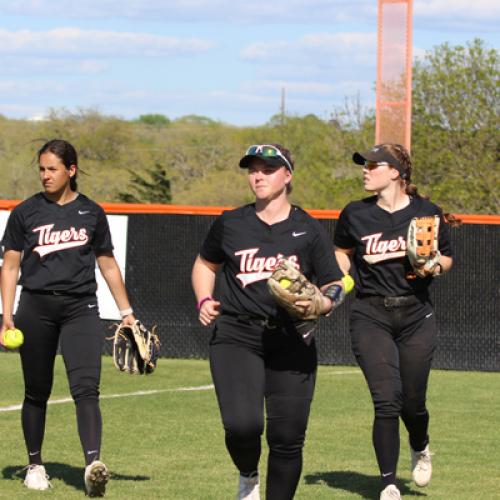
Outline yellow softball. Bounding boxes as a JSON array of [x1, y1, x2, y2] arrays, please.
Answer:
[[341, 275, 355, 294], [279, 278, 292, 289], [3, 328, 24, 349]]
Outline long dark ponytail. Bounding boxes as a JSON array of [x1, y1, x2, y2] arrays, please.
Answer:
[[380, 143, 461, 226]]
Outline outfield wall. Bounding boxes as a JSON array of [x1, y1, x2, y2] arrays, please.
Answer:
[[0, 201, 498, 371]]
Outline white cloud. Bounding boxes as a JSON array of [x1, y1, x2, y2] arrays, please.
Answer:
[[241, 32, 376, 68], [412, 0, 500, 32], [237, 31, 378, 118], [415, 0, 500, 19], [0, 28, 215, 57]]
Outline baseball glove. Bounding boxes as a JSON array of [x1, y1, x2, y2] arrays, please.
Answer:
[[110, 320, 160, 374], [267, 258, 323, 320], [407, 216, 441, 278]]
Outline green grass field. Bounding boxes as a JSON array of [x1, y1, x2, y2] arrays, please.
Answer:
[[0, 353, 498, 499]]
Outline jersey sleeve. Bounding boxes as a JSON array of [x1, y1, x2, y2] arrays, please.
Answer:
[[310, 222, 343, 286], [200, 215, 225, 264], [333, 207, 356, 249], [2, 208, 25, 251], [438, 210, 453, 257], [92, 208, 114, 254]]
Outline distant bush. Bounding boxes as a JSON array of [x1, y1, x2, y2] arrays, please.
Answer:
[[136, 114, 171, 127]]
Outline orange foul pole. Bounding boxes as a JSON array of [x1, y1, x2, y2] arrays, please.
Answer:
[[376, 0, 413, 151]]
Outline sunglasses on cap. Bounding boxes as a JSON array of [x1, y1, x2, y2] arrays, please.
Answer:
[[245, 144, 293, 172]]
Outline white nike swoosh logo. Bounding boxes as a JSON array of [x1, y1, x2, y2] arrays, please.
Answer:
[[292, 231, 307, 237], [88, 304, 97, 308], [87, 450, 98, 455], [425, 313, 433, 318], [382, 472, 393, 477], [78, 210, 90, 215], [29, 451, 40, 456]]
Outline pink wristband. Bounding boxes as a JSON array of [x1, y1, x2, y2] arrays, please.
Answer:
[[196, 296, 213, 311]]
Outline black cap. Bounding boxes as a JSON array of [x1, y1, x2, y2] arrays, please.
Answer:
[[353, 146, 407, 179], [239, 154, 290, 171], [239, 145, 293, 173]]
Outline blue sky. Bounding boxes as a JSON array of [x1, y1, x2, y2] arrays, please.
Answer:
[[0, 0, 498, 125]]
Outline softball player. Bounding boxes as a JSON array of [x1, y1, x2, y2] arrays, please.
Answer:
[[192, 144, 343, 500], [334, 144, 453, 500], [0, 139, 135, 497]]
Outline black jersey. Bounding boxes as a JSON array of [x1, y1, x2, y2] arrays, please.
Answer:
[[201, 204, 342, 318], [2, 193, 113, 295], [334, 195, 453, 297]]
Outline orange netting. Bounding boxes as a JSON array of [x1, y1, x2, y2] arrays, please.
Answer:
[[376, 0, 413, 150]]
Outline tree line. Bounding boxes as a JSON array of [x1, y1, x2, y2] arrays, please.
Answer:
[[0, 39, 497, 214]]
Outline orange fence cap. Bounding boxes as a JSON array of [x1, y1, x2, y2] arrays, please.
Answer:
[[0, 200, 498, 224]]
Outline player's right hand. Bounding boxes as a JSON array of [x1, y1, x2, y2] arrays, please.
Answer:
[[0, 320, 16, 347], [198, 299, 221, 326]]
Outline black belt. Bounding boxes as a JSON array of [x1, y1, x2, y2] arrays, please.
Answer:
[[357, 293, 427, 309], [223, 312, 286, 330], [24, 289, 92, 298]]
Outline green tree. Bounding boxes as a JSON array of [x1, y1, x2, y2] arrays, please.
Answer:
[[118, 163, 172, 203], [262, 100, 374, 210], [174, 115, 219, 126], [412, 39, 499, 213]]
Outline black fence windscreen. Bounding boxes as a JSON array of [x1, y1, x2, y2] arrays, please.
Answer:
[[106, 214, 498, 371]]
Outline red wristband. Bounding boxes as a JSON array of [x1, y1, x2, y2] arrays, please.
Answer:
[[196, 296, 213, 311]]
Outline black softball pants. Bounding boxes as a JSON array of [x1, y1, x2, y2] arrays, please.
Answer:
[[15, 290, 104, 466], [350, 296, 437, 487], [210, 315, 317, 500]]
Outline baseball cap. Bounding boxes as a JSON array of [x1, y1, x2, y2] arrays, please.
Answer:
[[239, 144, 293, 173], [352, 145, 407, 179]]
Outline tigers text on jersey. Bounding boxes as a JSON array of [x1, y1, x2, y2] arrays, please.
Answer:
[[201, 204, 343, 318], [1, 193, 113, 295], [334, 195, 453, 297]]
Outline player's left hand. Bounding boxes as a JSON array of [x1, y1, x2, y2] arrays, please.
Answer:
[[121, 314, 136, 327], [110, 320, 160, 374]]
